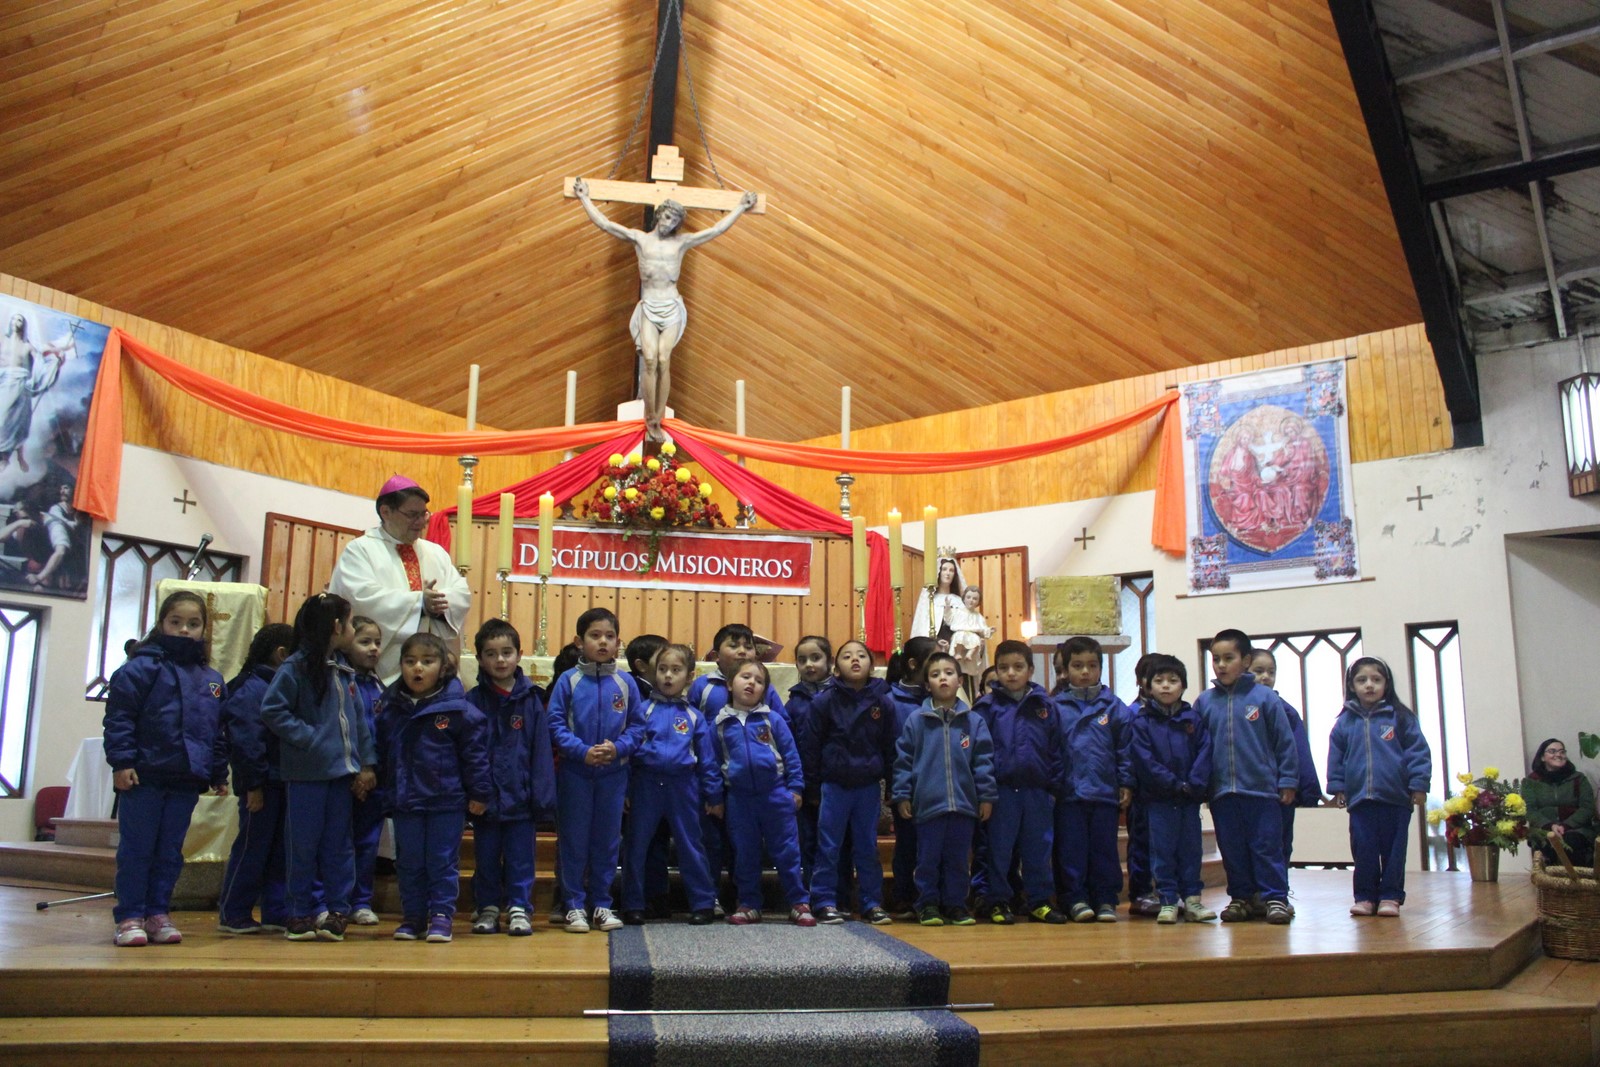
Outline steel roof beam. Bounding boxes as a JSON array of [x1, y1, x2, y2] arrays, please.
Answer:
[[1422, 133, 1600, 201], [1394, 14, 1600, 84]]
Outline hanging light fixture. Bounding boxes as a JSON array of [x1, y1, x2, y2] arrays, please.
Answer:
[[1559, 337, 1600, 497]]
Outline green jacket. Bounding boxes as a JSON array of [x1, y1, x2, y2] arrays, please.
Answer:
[[1522, 772, 1598, 843]]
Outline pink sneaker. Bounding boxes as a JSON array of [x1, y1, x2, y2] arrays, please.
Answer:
[[144, 914, 182, 944], [114, 919, 148, 947], [1349, 900, 1376, 917], [790, 904, 817, 928], [1375, 899, 1401, 917]]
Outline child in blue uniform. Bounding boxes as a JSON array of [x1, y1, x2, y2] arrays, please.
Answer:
[[893, 652, 995, 926], [104, 590, 230, 947], [548, 607, 644, 933], [712, 660, 815, 926], [1196, 629, 1298, 925], [972, 640, 1064, 925], [788, 634, 834, 895], [621, 643, 721, 925], [1250, 649, 1326, 884], [1127, 654, 1215, 924], [624, 633, 674, 917], [345, 617, 386, 926], [885, 635, 937, 914], [217, 622, 296, 934], [261, 593, 378, 942], [1327, 657, 1432, 918], [1125, 653, 1161, 918], [466, 619, 555, 936], [1053, 636, 1132, 923], [800, 639, 896, 926], [376, 632, 491, 943]]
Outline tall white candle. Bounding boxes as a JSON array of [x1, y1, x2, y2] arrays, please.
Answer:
[[565, 371, 577, 426], [736, 379, 746, 438], [466, 364, 480, 432], [841, 386, 851, 449]]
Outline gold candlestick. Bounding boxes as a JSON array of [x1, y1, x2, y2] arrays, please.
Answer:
[[536, 575, 550, 656], [855, 587, 867, 643], [497, 568, 510, 621], [458, 454, 478, 489], [835, 471, 855, 517], [893, 586, 904, 650], [926, 583, 937, 637]]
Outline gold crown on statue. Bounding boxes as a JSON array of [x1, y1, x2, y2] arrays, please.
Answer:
[[937, 545, 961, 560]]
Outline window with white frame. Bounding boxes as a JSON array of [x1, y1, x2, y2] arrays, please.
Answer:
[[1108, 573, 1155, 705], [1407, 622, 1468, 805], [0, 604, 45, 797]]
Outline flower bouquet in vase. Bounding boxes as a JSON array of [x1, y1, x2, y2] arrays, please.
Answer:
[[582, 444, 726, 575], [1426, 766, 1534, 882]]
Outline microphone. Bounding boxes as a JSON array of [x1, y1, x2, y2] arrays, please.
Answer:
[[183, 533, 214, 580]]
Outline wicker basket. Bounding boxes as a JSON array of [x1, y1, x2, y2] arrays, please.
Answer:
[[1531, 851, 1600, 961]]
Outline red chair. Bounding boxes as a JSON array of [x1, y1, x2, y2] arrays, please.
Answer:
[[33, 785, 69, 841]]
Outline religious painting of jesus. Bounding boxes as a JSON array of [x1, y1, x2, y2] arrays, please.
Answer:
[[0, 295, 109, 601]]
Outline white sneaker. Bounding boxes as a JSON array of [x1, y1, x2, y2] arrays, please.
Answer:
[[564, 908, 590, 933], [316, 910, 329, 925], [507, 907, 533, 936], [350, 908, 380, 926], [593, 907, 624, 931], [472, 906, 500, 934], [1183, 895, 1217, 922]]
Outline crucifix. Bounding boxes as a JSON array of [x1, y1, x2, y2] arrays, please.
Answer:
[[1406, 486, 1433, 512], [1074, 527, 1096, 551]]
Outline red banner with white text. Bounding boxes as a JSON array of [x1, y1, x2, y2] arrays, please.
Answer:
[[507, 526, 813, 595]]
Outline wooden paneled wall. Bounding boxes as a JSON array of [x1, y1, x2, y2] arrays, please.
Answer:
[[261, 514, 362, 623], [748, 324, 1451, 522]]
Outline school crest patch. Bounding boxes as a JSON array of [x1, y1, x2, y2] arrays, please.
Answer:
[[870, 707, 882, 720], [673, 716, 690, 735], [209, 682, 223, 699], [1037, 708, 1049, 719], [1245, 706, 1260, 722], [510, 715, 524, 731], [960, 733, 971, 749], [434, 715, 450, 730], [756, 725, 772, 745], [612, 692, 627, 713], [1097, 713, 1110, 726], [1381, 726, 1395, 741]]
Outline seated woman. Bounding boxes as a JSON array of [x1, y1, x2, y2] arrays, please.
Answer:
[[1524, 738, 1596, 868]]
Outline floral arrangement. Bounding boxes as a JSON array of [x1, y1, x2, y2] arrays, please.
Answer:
[[581, 443, 726, 573], [1427, 766, 1534, 854]]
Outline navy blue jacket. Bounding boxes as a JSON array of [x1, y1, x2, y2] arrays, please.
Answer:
[[375, 677, 492, 814], [1128, 697, 1212, 801], [972, 681, 1064, 792], [711, 707, 803, 799], [632, 695, 721, 804], [1282, 699, 1324, 805], [1194, 672, 1298, 801], [1326, 700, 1432, 809], [103, 635, 228, 788], [892, 699, 997, 823], [1054, 684, 1133, 804], [784, 679, 825, 744], [222, 664, 282, 792], [886, 680, 927, 735], [466, 668, 556, 822], [260, 651, 378, 782], [798, 677, 897, 793], [547, 662, 645, 779], [690, 670, 789, 722]]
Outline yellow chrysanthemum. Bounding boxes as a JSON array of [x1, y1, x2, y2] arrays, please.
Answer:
[[624, 487, 639, 501], [660, 442, 677, 456], [1426, 808, 1445, 826], [627, 451, 643, 466], [1456, 771, 1473, 785], [1483, 766, 1500, 781], [646, 458, 661, 471], [1504, 793, 1526, 815], [649, 506, 665, 521], [699, 483, 713, 498], [1461, 784, 1480, 802], [1495, 819, 1517, 837], [602, 486, 618, 501], [1444, 795, 1472, 816], [609, 453, 625, 467], [675, 468, 692, 483]]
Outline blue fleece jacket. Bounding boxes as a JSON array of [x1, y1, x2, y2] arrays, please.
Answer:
[[466, 668, 556, 822], [887, 680, 927, 734], [798, 677, 897, 792], [690, 670, 789, 722], [785, 679, 825, 741], [892, 699, 997, 823], [103, 634, 228, 788], [633, 694, 722, 804], [547, 661, 644, 778], [972, 681, 1064, 792], [1194, 672, 1298, 801], [375, 677, 492, 814], [1054, 684, 1132, 804], [222, 664, 282, 792], [1128, 697, 1212, 801], [1325, 700, 1433, 809], [710, 707, 803, 800], [260, 650, 377, 782]]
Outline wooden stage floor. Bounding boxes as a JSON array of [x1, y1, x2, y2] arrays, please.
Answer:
[[1, 869, 1596, 1065]]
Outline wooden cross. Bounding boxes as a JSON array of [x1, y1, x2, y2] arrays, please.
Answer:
[[1407, 486, 1433, 512], [563, 145, 767, 215], [1074, 527, 1095, 551], [173, 489, 197, 514]]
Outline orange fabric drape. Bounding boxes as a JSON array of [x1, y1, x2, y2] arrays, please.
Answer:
[[1151, 405, 1186, 555]]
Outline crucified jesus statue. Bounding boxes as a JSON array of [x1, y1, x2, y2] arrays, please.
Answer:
[[572, 177, 758, 444]]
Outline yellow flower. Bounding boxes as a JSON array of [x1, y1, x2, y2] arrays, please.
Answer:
[[647, 458, 661, 472], [1444, 795, 1472, 816], [608, 453, 625, 467], [660, 442, 677, 456], [1495, 819, 1517, 837], [1483, 766, 1500, 781], [699, 483, 713, 498], [624, 487, 639, 501], [649, 506, 665, 521], [627, 451, 643, 466], [602, 486, 618, 501], [675, 468, 692, 483], [1456, 771, 1473, 785], [1461, 784, 1480, 802], [1504, 793, 1526, 815], [1426, 808, 1445, 826]]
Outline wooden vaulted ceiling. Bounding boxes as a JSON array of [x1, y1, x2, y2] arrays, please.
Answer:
[[2, 0, 1419, 442]]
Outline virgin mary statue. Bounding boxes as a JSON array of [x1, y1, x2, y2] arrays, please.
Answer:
[[910, 556, 966, 646]]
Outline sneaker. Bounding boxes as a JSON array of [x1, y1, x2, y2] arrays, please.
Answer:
[[472, 907, 501, 934], [350, 907, 380, 926], [946, 907, 976, 926], [712, 901, 726, 919], [549, 908, 567, 926], [1156, 904, 1180, 924], [687, 910, 715, 925], [1349, 899, 1377, 917], [564, 909, 591, 934], [284, 915, 319, 941], [259, 921, 287, 933], [1029, 904, 1067, 925], [593, 907, 624, 931], [507, 907, 533, 936], [1183, 896, 1217, 922], [988, 903, 1015, 925], [1069, 902, 1095, 923], [621, 910, 647, 926], [1248, 895, 1269, 919], [1264, 899, 1293, 925], [144, 914, 182, 944], [217, 918, 263, 934], [1129, 892, 1163, 918], [790, 904, 818, 927], [316, 909, 330, 926], [114, 919, 148, 947], [863, 906, 894, 926], [815, 905, 846, 924], [426, 914, 454, 942], [1375, 899, 1401, 918], [317, 912, 348, 941], [1219, 898, 1253, 923], [1095, 904, 1118, 923], [917, 907, 945, 927], [727, 907, 763, 925], [393, 918, 423, 941]]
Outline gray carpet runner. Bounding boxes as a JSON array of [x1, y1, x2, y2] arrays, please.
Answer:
[[607, 922, 979, 1066]]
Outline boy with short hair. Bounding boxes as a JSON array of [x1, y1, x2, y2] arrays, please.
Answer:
[[1052, 636, 1133, 923], [971, 640, 1065, 925], [1196, 629, 1298, 925], [1127, 654, 1215, 924]]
